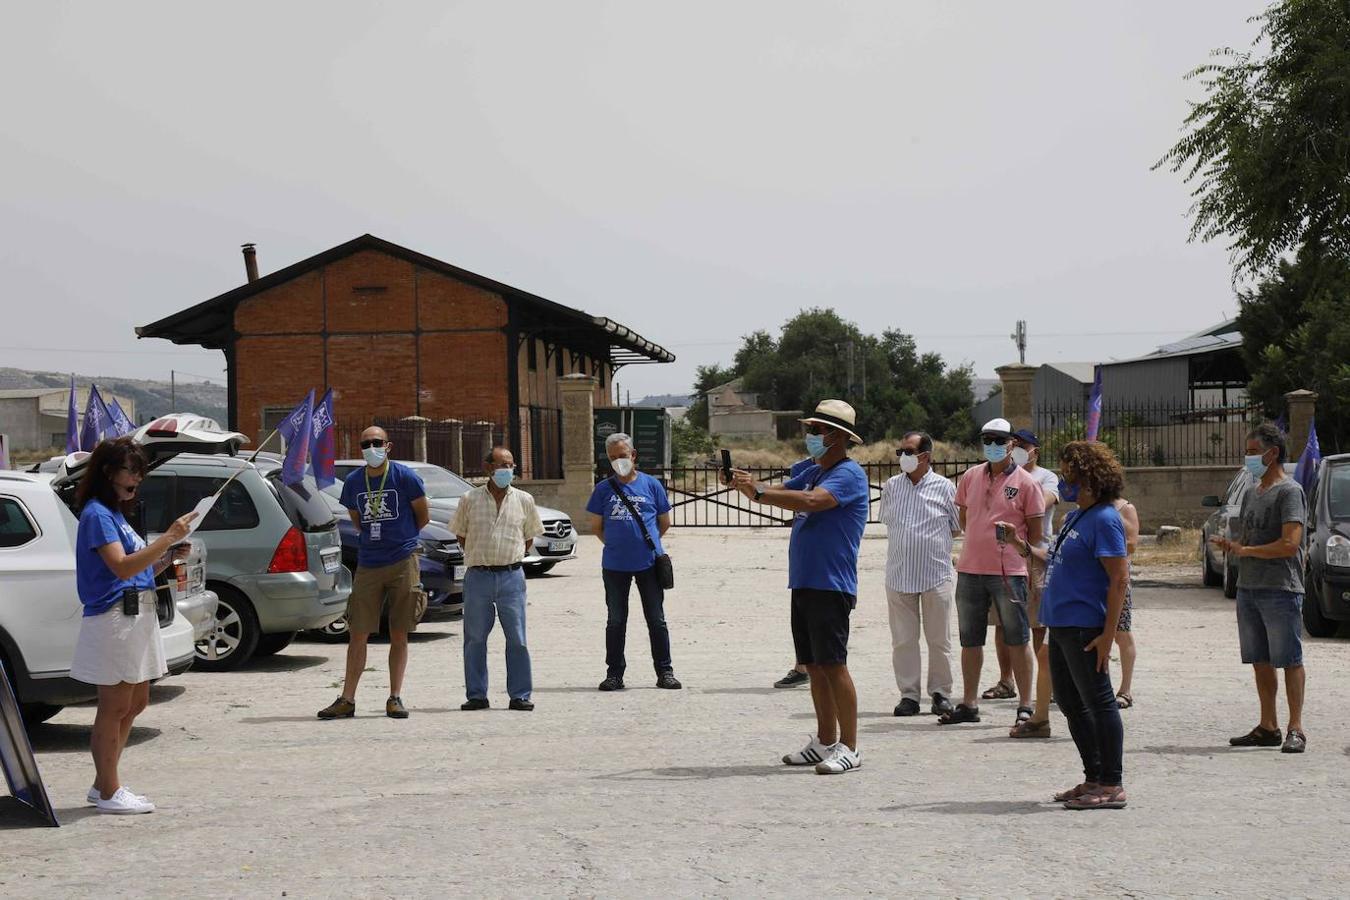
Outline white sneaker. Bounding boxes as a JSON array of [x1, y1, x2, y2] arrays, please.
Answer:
[[96, 786, 155, 815], [782, 735, 834, 766], [87, 786, 147, 805], [815, 743, 862, 775]]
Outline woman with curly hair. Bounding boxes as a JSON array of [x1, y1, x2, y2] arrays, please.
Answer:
[[71, 437, 196, 814], [1000, 440, 1129, 808]]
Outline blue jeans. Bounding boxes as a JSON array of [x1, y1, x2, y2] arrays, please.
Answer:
[[1236, 588, 1304, 668], [955, 573, 1029, 648], [603, 567, 673, 678], [1048, 626, 1124, 787], [462, 568, 531, 701]]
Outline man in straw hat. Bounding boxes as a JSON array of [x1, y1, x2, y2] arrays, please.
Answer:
[[727, 400, 870, 775]]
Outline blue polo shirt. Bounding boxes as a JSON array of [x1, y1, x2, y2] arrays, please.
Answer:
[[1040, 503, 1127, 628], [76, 499, 155, 617], [586, 473, 672, 572], [785, 458, 870, 595], [339, 462, 426, 568]]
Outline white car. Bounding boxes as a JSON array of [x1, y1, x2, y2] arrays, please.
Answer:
[[0, 431, 231, 725]]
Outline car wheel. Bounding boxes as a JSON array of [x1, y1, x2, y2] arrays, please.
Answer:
[[310, 614, 350, 643], [1222, 554, 1238, 599], [20, 703, 63, 725], [194, 585, 261, 671], [1302, 579, 1339, 638], [254, 631, 298, 657], [1202, 536, 1222, 587], [525, 562, 557, 577]]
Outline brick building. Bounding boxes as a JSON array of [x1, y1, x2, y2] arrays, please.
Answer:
[[136, 235, 673, 477]]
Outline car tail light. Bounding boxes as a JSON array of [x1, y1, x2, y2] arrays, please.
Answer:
[[267, 527, 309, 573]]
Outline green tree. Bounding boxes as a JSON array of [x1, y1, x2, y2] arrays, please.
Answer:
[[1155, 0, 1350, 282], [685, 363, 737, 430]]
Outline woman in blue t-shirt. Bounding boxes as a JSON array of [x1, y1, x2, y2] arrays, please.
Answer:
[[1002, 440, 1129, 809], [70, 438, 196, 815]]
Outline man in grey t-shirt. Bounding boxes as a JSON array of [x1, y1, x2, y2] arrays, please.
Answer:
[[1210, 423, 1308, 754]]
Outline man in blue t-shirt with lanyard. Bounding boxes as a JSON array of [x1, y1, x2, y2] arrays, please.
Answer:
[[318, 425, 430, 721], [728, 400, 871, 775]]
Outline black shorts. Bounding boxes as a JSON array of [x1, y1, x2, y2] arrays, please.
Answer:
[[791, 589, 855, 666]]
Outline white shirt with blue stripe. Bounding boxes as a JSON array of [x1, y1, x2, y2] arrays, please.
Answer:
[[879, 468, 961, 593]]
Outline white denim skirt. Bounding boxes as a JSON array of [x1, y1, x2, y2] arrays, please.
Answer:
[[70, 589, 168, 686]]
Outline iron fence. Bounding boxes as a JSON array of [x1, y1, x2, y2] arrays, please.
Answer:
[[650, 460, 983, 527], [1034, 399, 1259, 467]]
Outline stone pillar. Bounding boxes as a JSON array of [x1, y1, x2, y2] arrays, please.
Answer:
[[995, 363, 1037, 433], [1284, 389, 1318, 461], [559, 374, 599, 533], [441, 418, 464, 474], [402, 416, 429, 463]]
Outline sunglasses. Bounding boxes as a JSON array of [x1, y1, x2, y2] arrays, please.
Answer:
[[981, 435, 1009, 446], [896, 449, 927, 457], [359, 438, 387, 449]]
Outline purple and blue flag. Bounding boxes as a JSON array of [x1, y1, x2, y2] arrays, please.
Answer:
[[107, 397, 136, 437], [1294, 418, 1321, 498], [1085, 365, 1103, 442], [277, 390, 315, 487], [65, 375, 80, 454], [308, 388, 336, 489], [79, 385, 113, 451]]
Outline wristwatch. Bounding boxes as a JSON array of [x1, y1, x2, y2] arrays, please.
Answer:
[[753, 485, 765, 502]]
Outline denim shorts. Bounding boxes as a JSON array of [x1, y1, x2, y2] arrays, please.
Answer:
[[1236, 588, 1304, 668], [955, 573, 1029, 648]]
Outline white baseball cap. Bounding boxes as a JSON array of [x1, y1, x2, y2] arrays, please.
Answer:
[[979, 417, 1013, 437]]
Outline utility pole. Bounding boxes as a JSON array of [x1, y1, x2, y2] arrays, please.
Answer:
[[1010, 321, 1027, 365], [846, 340, 855, 398]]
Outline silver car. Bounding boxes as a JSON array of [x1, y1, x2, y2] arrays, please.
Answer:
[[139, 453, 351, 669], [331, 460, 577, 575]]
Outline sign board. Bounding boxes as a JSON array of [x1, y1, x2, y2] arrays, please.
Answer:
[[593, 407, 671, 478], [0, 664, 58, 826]]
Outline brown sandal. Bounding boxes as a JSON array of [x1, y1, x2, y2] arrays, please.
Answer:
[[981, 680, 1015, 700], [1116, 692, 1133, 709], [1053, 782, 1098, 803], [1011, 719, 1052, 739], [1066, 785, 1128, 809]]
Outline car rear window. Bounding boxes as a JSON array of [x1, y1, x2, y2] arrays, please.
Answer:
[[178, 476, 260, 531], [1328, 466, 1350, 520], [0, 497, 39, 548], [264, 475, 337, 533]]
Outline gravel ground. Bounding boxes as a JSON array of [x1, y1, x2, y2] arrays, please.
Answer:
[[2, 526, 1347, 898]]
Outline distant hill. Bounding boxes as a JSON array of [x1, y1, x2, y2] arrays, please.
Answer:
[[635, 393, 692, 408], [0, 368, 227, 425]]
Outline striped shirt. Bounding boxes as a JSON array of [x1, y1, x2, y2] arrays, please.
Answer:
[[450, 485, 545, 567], [879, 469, 961, 593]]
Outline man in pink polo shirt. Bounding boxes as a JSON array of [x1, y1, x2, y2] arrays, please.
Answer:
[[938, 418, 1045, 731]]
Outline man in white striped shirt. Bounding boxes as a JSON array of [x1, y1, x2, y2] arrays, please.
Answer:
[[879, 431, 961, 717]]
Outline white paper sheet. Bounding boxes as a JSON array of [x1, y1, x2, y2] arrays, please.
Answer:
[[184, 492, 221, 536]]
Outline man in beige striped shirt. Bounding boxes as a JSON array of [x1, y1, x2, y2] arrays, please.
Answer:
[[451, 447, 544, 711]]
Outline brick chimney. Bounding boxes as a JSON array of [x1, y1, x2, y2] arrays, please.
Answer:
[[241, 243, 259, 283]]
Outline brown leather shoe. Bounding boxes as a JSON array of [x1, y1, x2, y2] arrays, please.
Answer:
[[386, 696, 409, 719], [317, 696, 355, 720]]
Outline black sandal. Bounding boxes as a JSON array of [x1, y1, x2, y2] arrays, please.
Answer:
[[937, 703, 981, 725]]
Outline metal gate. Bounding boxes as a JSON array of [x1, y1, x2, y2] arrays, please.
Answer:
[[654, 460, 983, 527]]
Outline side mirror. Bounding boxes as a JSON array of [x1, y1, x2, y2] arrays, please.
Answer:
[[1201, 495, 1221, 508]]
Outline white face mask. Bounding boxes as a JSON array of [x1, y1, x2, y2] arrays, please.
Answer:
[[1010, 447, 1030, 467], [898, 452, 919, 474], [363, 446, 387, 467], [610, 456, 635, 478]]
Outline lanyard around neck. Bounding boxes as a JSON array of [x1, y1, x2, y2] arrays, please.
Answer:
[[365, 465, 390, 502]]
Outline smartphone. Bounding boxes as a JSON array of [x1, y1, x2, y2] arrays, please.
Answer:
[[720, 449, 733, 483], [121, 587, 140, 616], [995, 523, 1007, 544]]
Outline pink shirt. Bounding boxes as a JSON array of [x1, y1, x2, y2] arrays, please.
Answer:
[[955, 463, 1046, 577]]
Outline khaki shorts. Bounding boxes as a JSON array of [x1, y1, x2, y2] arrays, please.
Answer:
[[348, 555, 426, 634], [984, 556, 1047, 630]]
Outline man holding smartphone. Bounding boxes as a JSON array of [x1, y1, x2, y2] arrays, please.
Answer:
[[938, 418, 1044, 734], [728, 400, 870, 775]]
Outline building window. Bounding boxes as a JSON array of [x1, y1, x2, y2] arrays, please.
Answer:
[[527, 339, 538, 372]]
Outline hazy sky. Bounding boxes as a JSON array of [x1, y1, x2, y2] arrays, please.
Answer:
[[1, 1, 1267, 402]]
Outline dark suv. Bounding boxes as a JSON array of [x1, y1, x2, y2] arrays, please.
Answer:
[[1303, 453, 1350, 638]]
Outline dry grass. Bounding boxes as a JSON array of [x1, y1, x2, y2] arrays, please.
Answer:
[[714, 437, 977, 468], [1133, 528, 1203, 567]]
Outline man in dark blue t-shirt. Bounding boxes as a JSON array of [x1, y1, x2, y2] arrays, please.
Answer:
[[318, 425, 430, 721], [729, 400, 870, 775], [586, 432, 680, 692]]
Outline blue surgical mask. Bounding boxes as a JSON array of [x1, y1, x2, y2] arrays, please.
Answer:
[[1244, 453, 1268, 479], [492, 468, 514, 489], [983, 442, 1009, 464], [362, 446, 387, 468], [1058, 479, 1080, 503], [805, 433, 828, 459]]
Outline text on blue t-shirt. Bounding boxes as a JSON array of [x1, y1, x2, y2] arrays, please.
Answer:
[[1040, 503, 1127, 628], [586, 473, 672, 572], [785, 458, 870, 595], [76, 499, 156, 617], [339, 462, 427, 568]]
